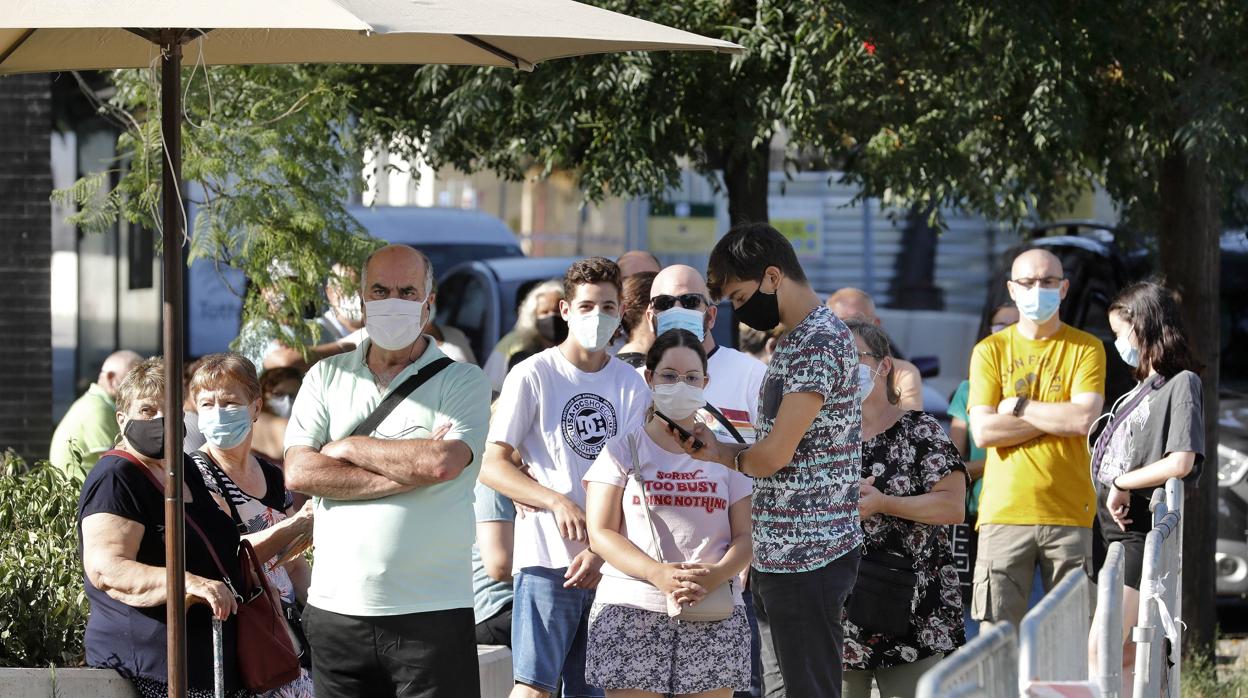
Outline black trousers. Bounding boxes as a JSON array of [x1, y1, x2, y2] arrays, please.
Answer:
[[303, 604, 480, 698], [474, 605, 513, 647], [752, 550, 861, 698]]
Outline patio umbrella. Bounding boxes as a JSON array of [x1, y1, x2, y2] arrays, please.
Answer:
[[0, 3, 739, 694]]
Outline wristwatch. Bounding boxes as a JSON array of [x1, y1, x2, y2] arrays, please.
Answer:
[[1013, 396, 1029, 417]]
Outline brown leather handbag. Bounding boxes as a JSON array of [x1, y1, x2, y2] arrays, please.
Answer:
[[112, 449, 302, 693]]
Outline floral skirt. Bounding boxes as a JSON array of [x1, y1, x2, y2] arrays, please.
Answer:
[[586, 602, 751, 695], [132, 676, 251, 698]]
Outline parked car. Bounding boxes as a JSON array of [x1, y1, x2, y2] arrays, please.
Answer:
[[186, 205, 523, 356], [435, 256, 737, 368], [984, 221, 1248, 598]]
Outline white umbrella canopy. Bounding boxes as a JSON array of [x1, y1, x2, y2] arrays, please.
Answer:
[[0, 2, 739, 696], [0, 0, 741, 73]]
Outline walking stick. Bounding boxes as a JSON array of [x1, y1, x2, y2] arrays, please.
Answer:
[[212, 616, 224, 698]]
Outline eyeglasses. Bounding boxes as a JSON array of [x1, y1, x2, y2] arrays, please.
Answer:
[[651, 293, 708, 312], [1009, 276, 1064, 290], [859, 352, 885, 360], [654, 369, 705, 386]]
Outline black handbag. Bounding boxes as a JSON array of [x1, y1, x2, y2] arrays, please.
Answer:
[[847, 550, 918, 636]]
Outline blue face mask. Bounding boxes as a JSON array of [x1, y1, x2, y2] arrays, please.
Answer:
[[1115, 334, 1140, 368], [1016, 286, 1061, 323], [198, 405, 253, 449], [655, 307, 705, 340], [857, 363, 882, 403]]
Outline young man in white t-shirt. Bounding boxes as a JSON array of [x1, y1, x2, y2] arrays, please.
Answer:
[[482, 257, 650, 698]]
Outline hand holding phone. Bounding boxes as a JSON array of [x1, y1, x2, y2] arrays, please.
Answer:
[[654, 411, 705, 451]]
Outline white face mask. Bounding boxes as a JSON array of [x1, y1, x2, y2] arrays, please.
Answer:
[[568, 309, 620, 353], [365, 298, 426, 350], [337, 294, 363, 323], [651, 382, 705, 420], [267, 395, 293, 419]]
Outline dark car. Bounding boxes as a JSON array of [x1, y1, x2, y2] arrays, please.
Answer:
[[984, 221, 1248, 597], [435, 256, 737, 368]]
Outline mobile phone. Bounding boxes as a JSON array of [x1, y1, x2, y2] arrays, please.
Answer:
[[654, 411, 705, 451]]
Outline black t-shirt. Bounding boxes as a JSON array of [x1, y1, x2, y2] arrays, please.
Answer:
[[77, 452, 243, 690]]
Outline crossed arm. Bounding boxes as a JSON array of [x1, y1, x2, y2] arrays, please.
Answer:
[[969, 392, 1103, 448], [284, 428, 472, 500]]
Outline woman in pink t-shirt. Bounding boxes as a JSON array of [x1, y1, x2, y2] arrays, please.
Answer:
[[584, 329, 754, 697]]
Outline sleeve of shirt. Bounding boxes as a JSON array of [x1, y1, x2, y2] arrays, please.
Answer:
[[438, 365, 493, 469], [583, 437, 629, 489], [79, 459, 149, 525], [284, 363, 331, 451], [784, 329, 850, 399], [1164, 372, 1205, 458], [948, 380, 971, 422], [1072, 336, 1107, 396], [968, 340, 1003, 409], [916, 414, 968, 490], [474, 481, 516, 523], [727, 469, 753, 506], [487, 361, 538, 450]]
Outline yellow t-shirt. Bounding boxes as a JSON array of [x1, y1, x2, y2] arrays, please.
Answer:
[[969, 324, 1106, 528]]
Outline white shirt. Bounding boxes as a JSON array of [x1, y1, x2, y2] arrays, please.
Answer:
[[488, 347, 649, 572]]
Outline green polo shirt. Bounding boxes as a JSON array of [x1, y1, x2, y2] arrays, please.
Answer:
[[284, 338, 491, 616], [49, 383, 118, 477]]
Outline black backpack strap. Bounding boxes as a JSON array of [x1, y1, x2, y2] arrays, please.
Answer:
[[352, 357, 455, 438], [703, 403, 747, 445]]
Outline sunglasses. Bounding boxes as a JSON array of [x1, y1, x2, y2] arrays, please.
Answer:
[[651, 293, 708, 312]]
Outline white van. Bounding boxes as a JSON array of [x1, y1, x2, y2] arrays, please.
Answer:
[[186, 205, 523, 357]]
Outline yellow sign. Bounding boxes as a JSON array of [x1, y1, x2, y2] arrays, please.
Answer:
[[647, 216, 718, 254], [773, 218, 821, 258]]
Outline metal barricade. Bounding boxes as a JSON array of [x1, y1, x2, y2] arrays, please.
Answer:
[[916, 621, 1019, 698], [1133, 478, 1184, 698], [1093, 542, 1127, 698], [1019, 566, 1093, 693]]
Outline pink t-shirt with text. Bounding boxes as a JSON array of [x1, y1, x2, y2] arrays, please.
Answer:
[[584, 427, 752, 614]]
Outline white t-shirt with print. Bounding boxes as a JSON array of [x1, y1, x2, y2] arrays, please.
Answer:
[[583, 427, 752, 614], [488, 347, 649, 572]]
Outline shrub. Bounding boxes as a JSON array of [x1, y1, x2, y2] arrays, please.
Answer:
[[0, 451, 88, 667]]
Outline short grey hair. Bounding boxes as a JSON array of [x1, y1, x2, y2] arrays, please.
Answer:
[[360, 245, 434, 297]]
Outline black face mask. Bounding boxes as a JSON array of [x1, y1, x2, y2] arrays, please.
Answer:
[[536, 313, 569, 345], [735, 278, 781, 332], [124, 417, 166, 460]]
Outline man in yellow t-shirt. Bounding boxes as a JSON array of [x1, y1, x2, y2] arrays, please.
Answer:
[[968, 249, 1106, 628]]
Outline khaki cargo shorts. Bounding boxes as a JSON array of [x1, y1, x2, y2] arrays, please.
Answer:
[[971, 523, 1092, 628]]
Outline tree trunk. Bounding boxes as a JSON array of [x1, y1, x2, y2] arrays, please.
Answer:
[[1157, 152, 1221, 659], [722, 140, 772, 225]]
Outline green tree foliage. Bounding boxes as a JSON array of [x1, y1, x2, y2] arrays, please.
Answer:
[[55, 65, 379, 353], [0, 453, 87, 667]]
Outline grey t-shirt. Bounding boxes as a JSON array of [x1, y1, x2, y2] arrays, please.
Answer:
[[472, 481, 516, 624], [1094, 370, 1204, 532]]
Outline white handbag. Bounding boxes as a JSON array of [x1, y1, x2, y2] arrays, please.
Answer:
[[627, 433, 735, 622]]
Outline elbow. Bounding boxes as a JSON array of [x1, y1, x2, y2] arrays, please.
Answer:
[[484, 560, 513, 584], [936, 504, 967, 526], [1074, 411, 1098, 436], [1173, 455, 1197, 479], [284, 458, 310, 492]]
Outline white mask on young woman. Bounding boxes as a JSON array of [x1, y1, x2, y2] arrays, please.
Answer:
[[651, 382, 705, 420]]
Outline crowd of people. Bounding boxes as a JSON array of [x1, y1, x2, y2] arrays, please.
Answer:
[[55, 221, 1206, 698]]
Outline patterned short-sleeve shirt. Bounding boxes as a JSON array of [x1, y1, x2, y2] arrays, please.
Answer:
[[752, 306, 863, 573]]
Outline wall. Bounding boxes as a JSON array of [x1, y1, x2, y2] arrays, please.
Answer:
[[0, 73, 53, 461]]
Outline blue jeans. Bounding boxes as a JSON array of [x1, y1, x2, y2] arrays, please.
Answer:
[[511, 567, 603, 698]]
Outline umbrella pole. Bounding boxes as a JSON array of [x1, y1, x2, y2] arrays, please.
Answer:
[[159, 28, 188, 698]]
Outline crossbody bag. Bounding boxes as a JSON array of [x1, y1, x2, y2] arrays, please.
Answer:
[[626, 433, 735, 622]]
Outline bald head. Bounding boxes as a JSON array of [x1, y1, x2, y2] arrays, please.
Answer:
[[1011, 248, 1064, 281], [99, 350, 142, 398], [617, 250, 661, 278], [650, 264, 710, 299], [363, 244, 433, 299], [826, 287, 878, 324]]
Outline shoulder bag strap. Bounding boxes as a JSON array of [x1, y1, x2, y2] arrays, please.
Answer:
[[702, 403, 746, 444], [192, 451, 246, 533], [351, 357, 454, 437], [627, 434, 666, 564], [1091, 375, 1167, 472]]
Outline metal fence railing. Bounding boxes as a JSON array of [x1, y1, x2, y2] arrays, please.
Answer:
[[1094, 541, 1127, 698], [1133, 478, 1185, 698], [1018, 566, 1093, 693], [916, 621, 1018, 698]]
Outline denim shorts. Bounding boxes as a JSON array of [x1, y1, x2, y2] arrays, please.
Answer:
[[511, 566, 603, 698]]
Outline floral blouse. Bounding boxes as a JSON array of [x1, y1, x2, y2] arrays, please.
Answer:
[[842, 411, 967, 671]]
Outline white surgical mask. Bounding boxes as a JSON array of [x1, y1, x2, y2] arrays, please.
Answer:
[[365, 298, 426, 350], [1115, 334, 1140, 368], [857, 363, 882, 403], [337, 294, 363, 324], [568, 310, 620, 353], [652, 382, 705, 420], [267, 395, 293, 419]]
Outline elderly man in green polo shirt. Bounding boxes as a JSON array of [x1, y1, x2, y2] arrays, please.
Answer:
[[49, 350, 141, 476], [284, 244, 492, 698]]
